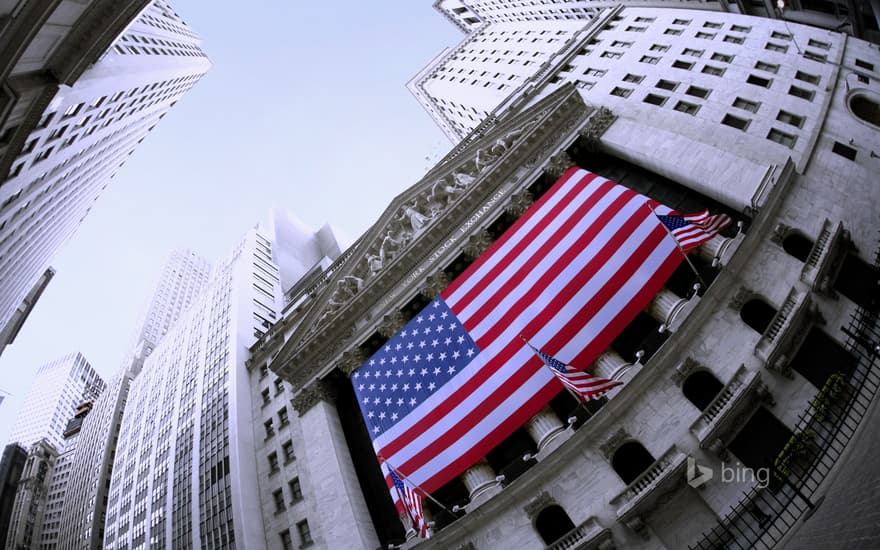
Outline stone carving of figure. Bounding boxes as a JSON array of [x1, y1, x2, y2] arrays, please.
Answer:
[[397, 201, 430, 234], [474, 146, 500, 173], [379, 229, 407, 265], [365, 252, 383, 275], [451, 169, 476, 187]]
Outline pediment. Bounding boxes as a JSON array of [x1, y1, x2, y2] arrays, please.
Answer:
[[274, 84, 598, 387]]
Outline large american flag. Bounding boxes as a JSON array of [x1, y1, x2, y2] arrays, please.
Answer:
[[352, 166, 727, 509], [525, 340, 623, 401]]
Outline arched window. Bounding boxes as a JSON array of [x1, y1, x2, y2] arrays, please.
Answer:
[[782, 232, 813, 263], [683, 370, 724, 411], [850, 93, 880, 128], [611, 441, 656, 484], [740, 298, 777, 335], [535, 505, 576, 545]]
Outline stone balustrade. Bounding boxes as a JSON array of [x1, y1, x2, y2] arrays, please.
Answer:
[[689, 366, 764, 454], [755, 287, 814, 375], [800, 219, 848, 295], [609, 446, 688, 522], [546, 516, 613, 550]]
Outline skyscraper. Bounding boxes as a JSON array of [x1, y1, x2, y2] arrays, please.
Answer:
[[58, 249, 210, 550], [7, 352, 104, 452], [101, 212, 344, 550], [0, 0, 211, 345]]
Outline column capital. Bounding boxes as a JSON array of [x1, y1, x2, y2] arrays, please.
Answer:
[[338, 347, 369, 376], [421, 271, 452, 299], [292, 379, 337, 416], [378, 311, 407, 339], [464, 229, 494, 261], [544, 151, 575, 180]]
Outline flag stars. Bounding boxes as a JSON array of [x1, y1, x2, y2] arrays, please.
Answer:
[[426, 353, 434, 361], [362, 397, 370, 405], [402, 383, 410, 391], [385, 370, 392, 377], [390, 357, 397, 365], [452, 351, 460, 359], [391, 412, 398, 421], [379, 384, 386, 392], [369, 384, 375, 391], [378, 412, 386, 420], [407, 342, 414, 350], [379, 358, 386, 365], [391, 384, 398, 391], [385, 345, 392, 353], [433, 367, 441, 375], [408, 368, 415, 376], [440, 311, 448, 319], [367, 411, 374, 418], [417, 315, 424, 323], [439, 352, 447, 361], [457, 336, 465, 344], [409, 397, 417, 406], [402, 356, 409, 364], [397, 369, 404, 377], [436, 324, 444, 333], [414, 354, 421, 363], [415, 382, 422, 391], [428, 313, 436, 322], [358, 384, 365, 391], [420, 368, 428, 376], [447, 366, 456, 375], [373, 397, 381, 405], [432, 339, 439, 347], [423, 327, 431, 335], [444, 337, 452, 346], [395, 343, 402, 351], [448, 323, 456, 331], [397, 398, 405, 406], [428, 382, 436, 391], [467, 348, 475, 357], [419, 340, 426, 349], [373, 426, 380, 434]]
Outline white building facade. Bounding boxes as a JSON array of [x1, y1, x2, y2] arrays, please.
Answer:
[[0, 0, 210, 343]]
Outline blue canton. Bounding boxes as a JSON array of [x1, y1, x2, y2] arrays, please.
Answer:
[[657, 214, 688, 231], [352, 298, 479, 439], [537, 349, 568, 373]]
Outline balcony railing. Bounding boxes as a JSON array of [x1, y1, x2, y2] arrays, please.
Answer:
[[755, 287, 813, 375], [547, 517, 612, 550], [610, 445, 688, 522], [690, 367, 765, 453], [800, 219, 848, 295]]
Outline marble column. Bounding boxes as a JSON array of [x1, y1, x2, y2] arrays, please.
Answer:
[[591, 348, 628, 380], [646, 287, 687, 329], [525, 405, 569, 459], [461, 458, 502, 508], [697, 234, 737, 266]]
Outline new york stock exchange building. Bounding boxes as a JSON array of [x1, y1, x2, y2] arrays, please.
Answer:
[[248, 83, 880, 550]]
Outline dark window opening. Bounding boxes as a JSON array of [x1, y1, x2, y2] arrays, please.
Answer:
[[741, 298, 777, 334], [782, 232, 814, 262], [728, 407, 792, 476], [790, 327, 856, 389], [682, 370, 724, 411], [535, 505, 577, 545], [612, 441, 656, 484], [833, 253, 880, 312], [850, 94, 880, 127]]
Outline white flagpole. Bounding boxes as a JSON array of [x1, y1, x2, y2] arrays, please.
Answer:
[[643, 201, 707, 288]]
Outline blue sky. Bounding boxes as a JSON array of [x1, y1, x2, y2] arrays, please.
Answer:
[[0, 1, 460, 445]]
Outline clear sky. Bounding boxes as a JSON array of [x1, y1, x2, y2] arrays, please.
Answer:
[[0, 1, 461, 446]]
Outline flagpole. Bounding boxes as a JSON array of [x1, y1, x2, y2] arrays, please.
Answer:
[[381, 457, 460, 517], [518, 335, 587, 406], [643, 201, 707, 288]]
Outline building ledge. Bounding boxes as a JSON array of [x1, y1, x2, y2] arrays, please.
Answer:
[[755, 287, 817, 375], [800, 219, 849, 296], [689, 366, 770, 454], [609, 445, 688, 524]]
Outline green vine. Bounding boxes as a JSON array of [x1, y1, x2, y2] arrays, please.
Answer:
[[810, 372, 847, 423], [773, 430, 815, 480]]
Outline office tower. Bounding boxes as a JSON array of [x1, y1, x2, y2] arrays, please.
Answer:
[[7, 352, 104, 451], [0, 0, 211, 346], [58, 249, 210, 550], [412, 2, 879, 141], [0, 267, 54, 359], [0, 444, 27, 546], [247, 8, 880, 549], [102, 212, 344, 550], [4, 439, 57, 549]]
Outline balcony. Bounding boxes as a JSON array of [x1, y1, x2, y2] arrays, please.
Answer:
[[800, 219, 848, 296], [689, 366, 768, 456], [547, 517, 613, 550], [754, 287, 815, 375], [609, 445, 688, 525]]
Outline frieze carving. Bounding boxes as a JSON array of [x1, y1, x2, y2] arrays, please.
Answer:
[[291, 379, 338, 416], [600, 428, 631, 459], [338, 347, 369, 375], [378, 311, 407, 338], [421, 271, 452, 299], [578, 106, 617, 152], [770, 223, 791, 245], [523, 491, 556, 520], [505, 189, 534, 218], [545, 151, 575, 180], [464, 229, 494, 261], [727, 287, 753, 311], [670, 357, 701, 384]]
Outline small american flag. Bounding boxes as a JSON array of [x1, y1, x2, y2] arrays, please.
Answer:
[[650, 200, 731, 252], [525, 339, 623, 401], [388, 468, 431, 539]]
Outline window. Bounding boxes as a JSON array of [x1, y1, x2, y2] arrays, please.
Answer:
[[584, 68, 606, 77], [611, 40, 633, 47], [731, 24, 752, 33], [273, 489, 285, 512], [767, 128, 797, 148], [297, 520, 313, 547], [282, 440, 295, 462], [268, 452, 279, 473], [664, 28, 683, 35], [832, 141, 857, 161], [804, 51, 827, 63], [601, 51, 622, 59], [626, 26, 647, 32], [274, 378, 284, 394], [623, 73, 644, 83], [723, 35, 744, 44], [259, 365, 268, 379], [776, 110, 805, 128], [261, 388, 270, 406], [702, 65, 725, 76], [673, 18, 691, 25], [771, 31, 793, 41], [695, 32, 716, 39], [650, 44, 670, 52], [280, 530, 294, 550], [656, 79, 679, 91], [755, 61, 780, 74], [644, 93, 668, 106], [789, 85, 815, 101], [33, 147, 53, 163], [264, 419, 275, 439], [733, 97, 761, 113], [610, 87, 633, 97], [278, 407, 289, 426], [674, 101, 700, 115], [576, 81, 595, 90], [808, 39, 831, 50], [640, 55, 660, 64], [722, 114, 750, 130], [765, 42, 788, 53], [747, 74, 772, 88], [63, 103, 83, 118], [795, 71, 820, 85], [672, 60, 694, 70], [855, 58, 874, 71], [704, 21, 723, 29], [683, 48, 703, 57], [686, 85, 711, 99], [635, 16, 656, 22], [711, 52, 734, 63], [289, 478, 303, 503]]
